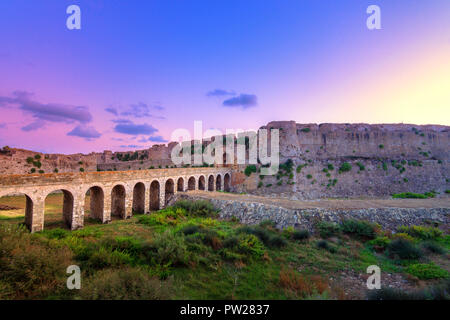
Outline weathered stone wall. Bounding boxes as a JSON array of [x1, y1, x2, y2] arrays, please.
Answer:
[[0, 148, 97, 175], [233, 121, 450, 199], [97, 159, 173, 172], [170, 194, 450, 232], [236, 159, 449, 200]]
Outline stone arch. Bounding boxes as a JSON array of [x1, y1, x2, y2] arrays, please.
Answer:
[[177, 177, 184, 192], [216, 174, 222, 191], [45, 189, 74, 229], [85, 186, 104, 222], [150, 180, 160, 211], [224, 173, 231, 192], [208, 175, 214, 191], [188, 176, 196, 191], [132, 182, 145, 214], [111, 184, 126, 219], [198, 175, 205, 190], [0, 192, 34, 231], [165, 179, 175, 205]]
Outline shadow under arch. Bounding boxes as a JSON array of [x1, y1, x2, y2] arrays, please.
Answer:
[[111, 184, 126, 219], [150, 180, 160, 211], [133, 182, 145, 214], [85, 186, 104, 222], [198, 176, 205, 190], [188, 176, 196, 191], [224, 173, 231, 192]]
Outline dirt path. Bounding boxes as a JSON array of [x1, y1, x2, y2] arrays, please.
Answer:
[[186, 191, 450, 210]]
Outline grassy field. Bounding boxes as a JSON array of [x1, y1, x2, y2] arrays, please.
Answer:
[[0, 197, 449, 300]]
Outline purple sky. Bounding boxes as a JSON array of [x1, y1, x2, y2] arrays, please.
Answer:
[[0, 0, 449, 154]]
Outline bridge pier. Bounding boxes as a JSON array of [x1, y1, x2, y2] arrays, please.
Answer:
[[28, 199, 45, 233]]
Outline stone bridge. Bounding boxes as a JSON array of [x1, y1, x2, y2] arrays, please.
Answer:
[[0, 167, 232, 232]]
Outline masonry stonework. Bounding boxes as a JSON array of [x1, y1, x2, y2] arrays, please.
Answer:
[[0, 168, 231, 232]]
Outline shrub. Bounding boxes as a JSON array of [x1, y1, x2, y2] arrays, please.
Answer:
[[386, 239, 422, 260], [148, 231, 189, 266], [265, 184, 272, 187], [223, 236, 239, 249], [79, 168, 84, 172], [30, 168, 36, 173], [406, 263, 449, 280], [237, 234, 265, 257], [26, 157, 34, 164], [368, 237, 391, 251], [356, 162, 365, 171], [300, 128, 310, 133], [292, 230, 310, 241], [180, 224, 202, 236], [244, 165, 257, 177], [259, 220, 276, 229], [367, 288, 423, 300], [316, 240, 336, 253], [306, 174, 313, 179], [257, 181, 263, 188], [392, 192, 435, 199], [172, 200, 216, 217], [316, 221, 340, 238], [327, 164, 334, 171], [446, 190, 450, 194], [397, 225, 443, 240], [338, 162, 351, 173], [392, 233, 415, 242], [379, 144, 384, 149], [421, 241, 445, 255], [238, 226, 271, 245], [340, 220, 376, 239], [34, 154, 41, 160], [279, 268, 328, 298], [79, 267, 173, 299], [267, 234, 288, 248]]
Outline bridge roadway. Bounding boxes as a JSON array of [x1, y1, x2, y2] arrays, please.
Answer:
[[0, 167, 232, 232]]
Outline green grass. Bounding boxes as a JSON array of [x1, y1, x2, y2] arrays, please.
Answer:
[[392, 192, 436, 199], [0, 199, 448, 300]]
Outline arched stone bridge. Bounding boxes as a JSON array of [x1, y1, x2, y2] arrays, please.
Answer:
[[0, 167, 232, 232]]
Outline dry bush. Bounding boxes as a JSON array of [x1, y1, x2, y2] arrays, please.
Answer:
[[279, 268, 328, 298], [79, 267, 174, 300]]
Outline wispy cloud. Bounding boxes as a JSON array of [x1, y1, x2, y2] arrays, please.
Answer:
[[120, 102, 165, 119], [21, 121, 45, 132], [0, 91, 93, 123], [223, 94, 258, 109], [206, 89, 236, 97], [67, 125, 102, 139], [119, 144, 142, 149], [138, 135, 168, 143], [114, 121, 158, 135], [105, 107, 118, 116]]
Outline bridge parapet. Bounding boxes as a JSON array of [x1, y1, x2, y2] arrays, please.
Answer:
[[0, 167, 232, 233]]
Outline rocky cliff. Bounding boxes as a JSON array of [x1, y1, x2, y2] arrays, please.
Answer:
[[235, 121, 449, 199]]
